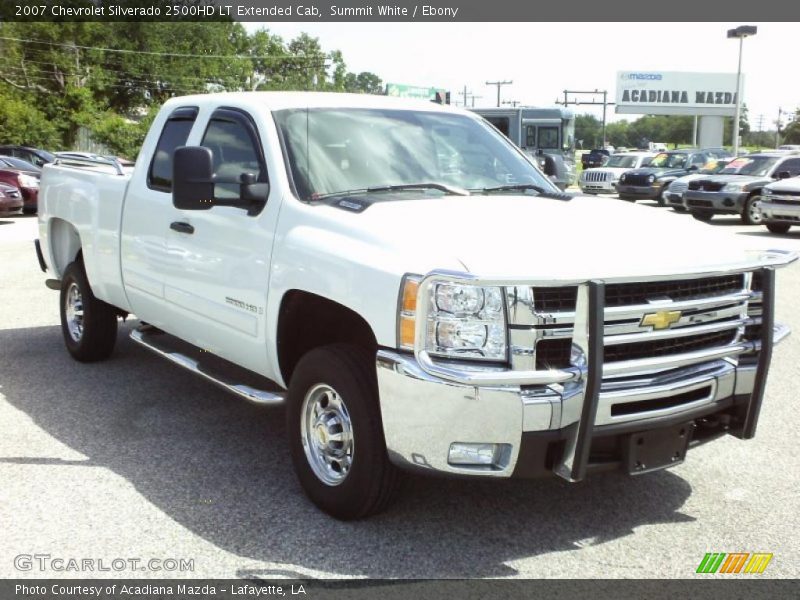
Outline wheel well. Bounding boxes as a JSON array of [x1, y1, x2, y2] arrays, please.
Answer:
[[277, 291, 378, 386], [49, 218, 82, 277]]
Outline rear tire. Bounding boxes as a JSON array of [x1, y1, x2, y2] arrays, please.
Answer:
[[60, 261, 118, 362], [741, 194, 763, 225], [287, 344, 401, 520], [766, 222, 791, 234]]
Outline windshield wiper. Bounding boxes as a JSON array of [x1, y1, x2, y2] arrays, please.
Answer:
[[315, 182, 470, 200], [476, 183, 549, 195]]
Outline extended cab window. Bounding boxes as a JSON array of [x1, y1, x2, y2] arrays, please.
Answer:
[[148, 107, 198, 192], [201, 109, 266, 202]]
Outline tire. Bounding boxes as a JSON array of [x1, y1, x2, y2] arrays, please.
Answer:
[[691, 211, 713, 222], [287, 344, 401, 520], [60, 261, 118, 362], [741, 194, 763, 225], [766, 222, 791, 234]]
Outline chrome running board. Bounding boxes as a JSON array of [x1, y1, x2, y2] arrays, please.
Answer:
[[130, 327, 285, 405]]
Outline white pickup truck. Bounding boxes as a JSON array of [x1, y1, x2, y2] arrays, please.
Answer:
[[36, 92, 795, 519]]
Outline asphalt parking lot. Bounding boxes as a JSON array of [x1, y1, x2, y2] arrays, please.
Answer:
[[1, 204, 800, 580]]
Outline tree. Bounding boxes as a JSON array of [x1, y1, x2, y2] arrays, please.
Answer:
[[782, 110, 800, 144], [574, 114, 601, 149]]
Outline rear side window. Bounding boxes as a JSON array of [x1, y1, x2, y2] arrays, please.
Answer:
[[147, 107, 198, 192]]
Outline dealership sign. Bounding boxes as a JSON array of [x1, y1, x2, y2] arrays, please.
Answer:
[[616, 71, 741, 116]]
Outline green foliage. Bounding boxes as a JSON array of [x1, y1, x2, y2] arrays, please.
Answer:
[[0, 22, 384, 151], [0, 88, 60, 147], [782, 110, 800, 144], [574, 114, 602, 148]]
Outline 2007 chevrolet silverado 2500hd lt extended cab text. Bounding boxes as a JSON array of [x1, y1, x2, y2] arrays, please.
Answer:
[[35, 93, 795, 519]]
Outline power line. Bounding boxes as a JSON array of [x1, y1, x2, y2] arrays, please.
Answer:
[[0, 35, 329, 62]]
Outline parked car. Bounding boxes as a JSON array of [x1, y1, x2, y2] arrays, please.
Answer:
[[0, 158, 40, 213], [0, 145, 54, 168], [37, 92, 796, 519], [759, 175, 800, 234], [684, 152, 800, 224], [579, 151, 655, 194], [0, 182, 23, 216], [0, 155, 42, 174], [581, 148, 611, 170], [616, 149, 719, 204], [664, 158, 737, 212], [777, 145, 800, 151]]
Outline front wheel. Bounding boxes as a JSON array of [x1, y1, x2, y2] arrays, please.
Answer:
[[742, 194, 763, 225], [287, 344, 401, 520], [766, 222, 791, 234], [60, 261, 118, 362]]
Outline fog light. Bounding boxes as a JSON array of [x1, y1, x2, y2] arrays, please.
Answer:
[[448, 443, 510, 467], [723, 198, 735, 207]]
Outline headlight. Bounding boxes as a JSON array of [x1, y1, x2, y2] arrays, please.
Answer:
[[762, 188, 774, 199], [722, 183, 745, 192], [620, 174, 627, 183], [647, 174, 656, 183], [398, 277, 507, 361], [19, 174, 39, 188]]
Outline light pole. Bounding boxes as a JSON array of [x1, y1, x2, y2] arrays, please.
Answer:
[[728, 25, 757, 156]]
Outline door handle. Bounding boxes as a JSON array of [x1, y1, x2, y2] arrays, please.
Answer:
[[170, 221, 195, 235]]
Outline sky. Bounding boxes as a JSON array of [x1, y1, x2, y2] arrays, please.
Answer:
[[244, 21, 797, 129]]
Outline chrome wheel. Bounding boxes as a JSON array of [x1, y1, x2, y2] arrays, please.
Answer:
[[64, 282, 84, 342], [301, 384, 354, 486], [748, 196, 763, 224]]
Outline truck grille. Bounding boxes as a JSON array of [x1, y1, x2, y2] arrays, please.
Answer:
[[622, 174, 651, 186], [583, 171, 611, 182], [513, 272, 758, 379], [532, 274, 743, 312], [688, 180, 724, 192], [536, 329, 738, 369], [669, 181, 689, 194]]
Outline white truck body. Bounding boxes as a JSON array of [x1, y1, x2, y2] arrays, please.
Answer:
[[36, 92, 796, 517]]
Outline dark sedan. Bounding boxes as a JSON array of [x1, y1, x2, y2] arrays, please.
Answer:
[[615, 150, 714, 204], [0, 157, 40, 214], [0, 145, 54, 168], [0, 182, 24, 216]]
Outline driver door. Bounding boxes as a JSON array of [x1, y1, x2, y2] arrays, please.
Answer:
[[161, 107, 277, 375]]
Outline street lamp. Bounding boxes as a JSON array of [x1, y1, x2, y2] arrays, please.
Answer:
[[728, 25, 757, 156]]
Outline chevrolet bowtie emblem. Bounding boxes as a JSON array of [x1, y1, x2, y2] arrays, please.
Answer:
[[641, 310, 682, 330]]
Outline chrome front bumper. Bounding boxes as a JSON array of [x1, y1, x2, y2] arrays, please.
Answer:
[[761, 199, 800, 223], [377, 266, 792, 481]]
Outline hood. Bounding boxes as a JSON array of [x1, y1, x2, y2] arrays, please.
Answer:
[[625, 167, 688, 178], [766, 177, 800, 192], [313, 194, 789, 280], [693, 174, 770, 186]]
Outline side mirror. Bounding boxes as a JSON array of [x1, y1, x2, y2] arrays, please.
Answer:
[[173, 146, 215, 211], [777, 171, 791, 180]]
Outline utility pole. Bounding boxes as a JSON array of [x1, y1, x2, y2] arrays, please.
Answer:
[[557, 89, 615, 148], [468, 94, 482, 108], [461, 85, 472, 108], [776, 107, 784, 147], [486, 80, 512, 107]]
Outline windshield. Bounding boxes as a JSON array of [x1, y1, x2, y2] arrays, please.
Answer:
[[605, 155, 639, 168], [720, 157, 778, 177], [698, 160, 729, 174], [648, 153, 687, 168], [0, 156, 40, 171], [274, 108, 556, 200]]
